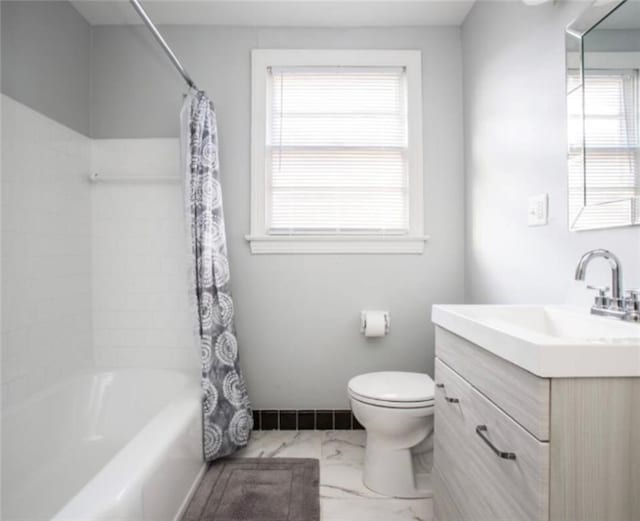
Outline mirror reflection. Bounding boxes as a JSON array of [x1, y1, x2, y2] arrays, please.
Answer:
[[567, 0, 640, 230]]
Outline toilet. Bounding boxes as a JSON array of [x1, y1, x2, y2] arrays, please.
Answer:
[[348, 371, 435, 498]]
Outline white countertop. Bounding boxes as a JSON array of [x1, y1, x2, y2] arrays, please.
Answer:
[[431, 304, 640, 378]]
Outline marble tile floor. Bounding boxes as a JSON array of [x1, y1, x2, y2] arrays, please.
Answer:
[[232, 430, 433, 521]]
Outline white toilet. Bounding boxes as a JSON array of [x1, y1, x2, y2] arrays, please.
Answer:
[[348, 371, 435, 498]]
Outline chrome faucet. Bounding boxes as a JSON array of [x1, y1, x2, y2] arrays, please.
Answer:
[[575, 249, 639, 322]]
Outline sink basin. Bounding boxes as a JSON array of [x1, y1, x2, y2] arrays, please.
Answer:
[[444, 305, 638, 341], [432, 305, 640, 377]]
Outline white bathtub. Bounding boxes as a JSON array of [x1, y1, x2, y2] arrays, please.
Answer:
[[1, 369, 205, 521]]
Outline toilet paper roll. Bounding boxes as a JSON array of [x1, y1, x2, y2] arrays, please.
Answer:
[[363, 310, 388, 337]]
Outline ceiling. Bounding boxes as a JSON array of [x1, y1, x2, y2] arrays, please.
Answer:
[[70, 0, 477, 27], [596, 0, 640, 30]]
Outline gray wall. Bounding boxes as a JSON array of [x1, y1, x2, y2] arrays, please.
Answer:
[[1, 1, 91, 136], [90, 26, 465, 407], [462, 2, 640, 305]]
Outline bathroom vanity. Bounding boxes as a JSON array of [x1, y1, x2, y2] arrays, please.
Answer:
[[431, 305, 640, 521]]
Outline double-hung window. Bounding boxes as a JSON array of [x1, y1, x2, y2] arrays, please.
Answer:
[[249, 50, 425, 253]]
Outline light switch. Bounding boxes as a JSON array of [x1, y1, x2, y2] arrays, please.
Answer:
[[528, 194, 548, 226]]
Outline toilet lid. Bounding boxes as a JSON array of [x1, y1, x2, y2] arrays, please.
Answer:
[[348, 371, 435, 403]]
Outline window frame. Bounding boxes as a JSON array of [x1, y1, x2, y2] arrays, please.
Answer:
[[248, 49, 427, 254]]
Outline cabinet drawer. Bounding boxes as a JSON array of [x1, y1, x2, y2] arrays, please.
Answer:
[[436, 326, 550, 440], [435, 359, 550, 521], [467, 375, 550, 521]]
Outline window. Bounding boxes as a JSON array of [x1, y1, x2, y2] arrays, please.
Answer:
[[568, 68, 639, 228], [249, 50, 426, 254]]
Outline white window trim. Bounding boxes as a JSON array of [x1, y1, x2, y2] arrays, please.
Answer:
[[247, 49, 427, 254]]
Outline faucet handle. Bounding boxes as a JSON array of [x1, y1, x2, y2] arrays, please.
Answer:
[[587, 285, 610, 308], [624, 289, 640, 313], [587, 285, 609, 295]]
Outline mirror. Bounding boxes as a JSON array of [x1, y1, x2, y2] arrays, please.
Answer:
[[566, 0, 640, 231]]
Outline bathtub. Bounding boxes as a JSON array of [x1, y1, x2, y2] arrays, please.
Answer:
[[1, 369, 205, 521]]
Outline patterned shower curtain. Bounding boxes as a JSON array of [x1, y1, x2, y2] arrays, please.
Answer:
[[181, 90, 252, 461]]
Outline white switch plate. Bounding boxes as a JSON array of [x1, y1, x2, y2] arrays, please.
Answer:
[[528, 194, 548, 226]]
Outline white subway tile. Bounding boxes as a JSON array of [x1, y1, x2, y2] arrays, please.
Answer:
[[1, 96, 93, 409], [3, 106, 195, 410]]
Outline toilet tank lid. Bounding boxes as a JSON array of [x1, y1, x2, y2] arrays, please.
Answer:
[[348, 371, 435, 403]]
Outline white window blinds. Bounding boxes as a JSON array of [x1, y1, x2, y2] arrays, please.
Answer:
[[266, 66, 409, 234], [568, 69, 639, 228]]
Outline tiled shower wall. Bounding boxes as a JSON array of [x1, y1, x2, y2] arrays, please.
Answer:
[[1, 95, 93, 408], [1, 117, 197, 408], [90, 139, 197, 372]]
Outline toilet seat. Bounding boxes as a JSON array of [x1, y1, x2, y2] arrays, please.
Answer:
[[349, 391, 434, 409], [348, 371, 435, 409]]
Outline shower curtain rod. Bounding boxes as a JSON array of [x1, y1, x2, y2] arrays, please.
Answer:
[[129, 0, 198, 90]]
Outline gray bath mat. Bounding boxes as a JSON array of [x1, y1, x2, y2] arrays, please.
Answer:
[[182, 458, 320, 521]]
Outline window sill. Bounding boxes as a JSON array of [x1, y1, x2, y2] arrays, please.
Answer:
[[245, 235, 429, 254]]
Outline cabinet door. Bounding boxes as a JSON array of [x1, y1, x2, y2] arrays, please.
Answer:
[[435, 358, 550, 521], [434, 358, 498, 521], [433, 465, 464, 521]]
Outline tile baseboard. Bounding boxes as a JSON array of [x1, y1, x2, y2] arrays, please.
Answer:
[[252, 409, 364, 431]]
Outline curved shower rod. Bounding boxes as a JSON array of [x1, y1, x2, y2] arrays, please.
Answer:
[[129, 0, 198, 91]]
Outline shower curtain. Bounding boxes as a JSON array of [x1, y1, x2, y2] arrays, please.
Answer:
[[181, 90, 252, 461]]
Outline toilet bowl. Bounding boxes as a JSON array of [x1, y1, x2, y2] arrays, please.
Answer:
[[348, 371, 435, 498]]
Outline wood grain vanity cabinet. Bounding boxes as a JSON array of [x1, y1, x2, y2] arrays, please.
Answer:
[[433, 327, 640, 521]]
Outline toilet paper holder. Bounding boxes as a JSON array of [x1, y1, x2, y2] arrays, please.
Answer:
[[360, 311, 390, 335]]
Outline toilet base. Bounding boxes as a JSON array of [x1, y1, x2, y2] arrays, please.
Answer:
[[362, 444, 433, 499]]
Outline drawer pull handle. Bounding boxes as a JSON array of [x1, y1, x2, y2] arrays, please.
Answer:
[[475, 425, 517, 460], [435, 383, 459, 403]]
